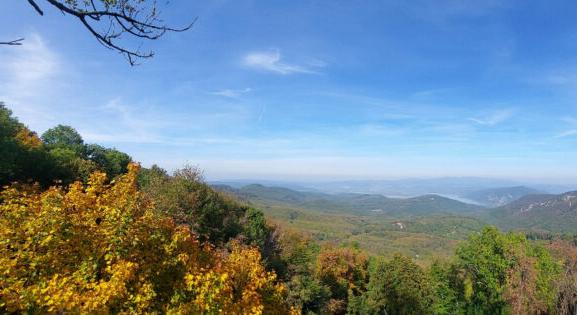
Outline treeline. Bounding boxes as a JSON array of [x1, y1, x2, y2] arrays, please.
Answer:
[[0, 103, 131, 187], [2, 104, 577, 314]]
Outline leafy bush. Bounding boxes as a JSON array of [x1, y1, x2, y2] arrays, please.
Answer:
[[0, 164, 289, 314]]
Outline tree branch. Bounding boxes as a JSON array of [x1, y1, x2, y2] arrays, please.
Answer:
[[24, 0, 195, 65], [29, 0, 196, 65], [0, 38, 24, 46], [27, 0, 44, 15]]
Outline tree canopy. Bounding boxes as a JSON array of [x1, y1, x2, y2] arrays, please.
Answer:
[[0, 103, 132, 186]]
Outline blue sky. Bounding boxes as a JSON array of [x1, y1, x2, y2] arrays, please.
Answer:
[[2, 1, 577, 182]]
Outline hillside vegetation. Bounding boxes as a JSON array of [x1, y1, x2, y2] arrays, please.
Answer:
[[3, 104, 577, 314], [222, 183, 484, 216], [215, 184, 488, 261], [486, 191, 577, 233]]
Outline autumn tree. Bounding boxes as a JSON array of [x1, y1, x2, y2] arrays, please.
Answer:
[[0, 105, 133, 186], [0, 103, 57, 186], [0, 164, 289, 313], [547, 239, 577, 314], [314, 247, 369, 314], [455, 226, 560, 314], [138, 165, 247, 245]]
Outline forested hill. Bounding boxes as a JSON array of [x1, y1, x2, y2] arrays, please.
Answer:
[[214, 183, 485, 216], [485, 191, 577, 232], [464, 185, 543, 207]]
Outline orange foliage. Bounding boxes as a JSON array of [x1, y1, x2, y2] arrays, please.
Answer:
[[14, 126, 43, 148], [315, 247, 368, 314]]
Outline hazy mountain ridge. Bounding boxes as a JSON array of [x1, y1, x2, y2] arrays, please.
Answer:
[[211, 177, 577, 198], [215, 182, 577, 234], [214, 183, 485, 217], [464, 186, 543, 207], [301, 177, 521, 196]]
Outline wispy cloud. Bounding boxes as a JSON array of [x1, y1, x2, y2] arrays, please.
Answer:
[[211, 88, 252, 98], [554, 116, 577, 138], [81, 98, 165, 144], [80, 97, 255, 145], [243, 50, 322, 74], [554, 129, 577, 138], [257, 105, 266, 123], [561, 116, 577, 125], [2, 34, 58, 83], [469, 108, 515, 126], [0, 33, 62, 128]]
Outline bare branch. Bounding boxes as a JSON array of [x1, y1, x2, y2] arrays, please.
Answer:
[[78, 16, 153, 66], [0, 38, 25, 46], [27, 0, 44, 15], [26, 0, 195, 65]]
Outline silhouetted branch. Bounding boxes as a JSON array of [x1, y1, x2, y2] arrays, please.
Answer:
[[24, 0, 195, 65], [0, 38, 24, 46], [27, 0, 44, 15]]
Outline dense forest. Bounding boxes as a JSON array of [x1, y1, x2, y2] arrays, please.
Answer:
[[2, 102, 577, 314]]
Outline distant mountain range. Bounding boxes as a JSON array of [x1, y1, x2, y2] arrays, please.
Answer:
[[214, 183, 484, 217], [211, 177, 576, 198], [464, 186, 543, 207], [215, 182, 577, 234]]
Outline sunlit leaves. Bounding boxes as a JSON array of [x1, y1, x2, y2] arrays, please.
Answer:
[[0, 164, 289, 314]]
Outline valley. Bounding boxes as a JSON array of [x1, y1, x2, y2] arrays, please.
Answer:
[[215, 182, 577, 262]]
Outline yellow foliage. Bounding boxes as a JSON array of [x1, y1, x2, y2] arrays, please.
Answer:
[[14, 126, 43, 148], [0, 163, 289, 314], [171, 242, 288, 314]]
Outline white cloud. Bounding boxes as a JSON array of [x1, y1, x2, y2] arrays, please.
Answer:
[[211, 88, 252, 98], [4, 34, 58, 82], [243, 50, 321, 74], [469, 108, 515, 126], [0, 33, 62, 128], [0, 34, 59, 98], [83, 98, 177, 144], [80, 97, 255, 146]]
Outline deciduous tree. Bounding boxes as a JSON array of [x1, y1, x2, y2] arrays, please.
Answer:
[[0, 164, 289, 314]]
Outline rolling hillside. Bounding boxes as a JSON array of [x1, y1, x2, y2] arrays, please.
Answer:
[[213, 183, 489, 261], [216, 183, 485, 217], [485, 191, 577, 232], [216, 183, 577, 258]]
